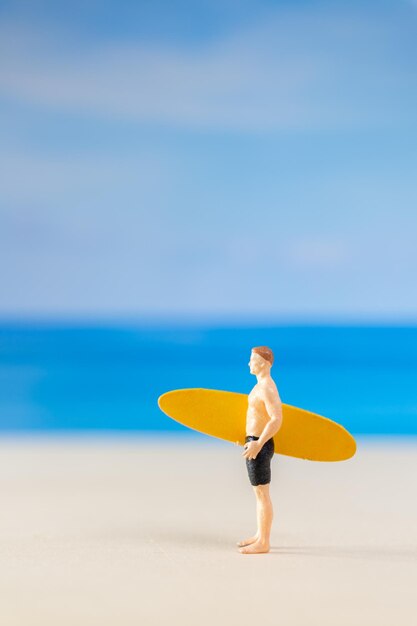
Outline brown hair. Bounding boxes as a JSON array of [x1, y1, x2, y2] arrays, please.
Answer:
[[252, 346, 274, 365]]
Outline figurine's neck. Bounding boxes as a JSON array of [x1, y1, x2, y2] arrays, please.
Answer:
[[256, 370, 271, 384]]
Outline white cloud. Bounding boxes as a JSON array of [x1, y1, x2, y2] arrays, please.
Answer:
[[0, 4, 416, 131]]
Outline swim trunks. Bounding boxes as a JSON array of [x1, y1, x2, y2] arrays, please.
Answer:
[[245, 435, 275, 486]]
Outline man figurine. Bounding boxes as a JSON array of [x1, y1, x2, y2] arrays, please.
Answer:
[[238, 346, 283, 554]]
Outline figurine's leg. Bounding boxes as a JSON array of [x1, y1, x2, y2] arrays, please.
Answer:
[[239, 484, 272, 554]]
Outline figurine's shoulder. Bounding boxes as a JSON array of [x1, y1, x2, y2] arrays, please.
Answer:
[[259, 378, 280, 399]]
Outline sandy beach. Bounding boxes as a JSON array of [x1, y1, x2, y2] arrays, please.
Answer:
[[0, 434, 416, 625]]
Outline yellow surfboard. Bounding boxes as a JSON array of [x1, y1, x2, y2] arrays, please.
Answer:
[[158, 388, 356, 462]]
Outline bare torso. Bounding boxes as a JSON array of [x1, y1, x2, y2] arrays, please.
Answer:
[[246, 379, 281, 436]]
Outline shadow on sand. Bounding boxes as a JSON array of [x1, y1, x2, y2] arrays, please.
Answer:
[[270, 544, 417, 561]]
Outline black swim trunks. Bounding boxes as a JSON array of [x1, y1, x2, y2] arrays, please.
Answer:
[[245, 435, 275, 486]]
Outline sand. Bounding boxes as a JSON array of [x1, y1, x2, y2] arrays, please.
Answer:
[[0, 434, 416, 625]]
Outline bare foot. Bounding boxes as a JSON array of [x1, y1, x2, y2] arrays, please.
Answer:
[[239, 540, 270, 554], [237, 534, 259, 547]]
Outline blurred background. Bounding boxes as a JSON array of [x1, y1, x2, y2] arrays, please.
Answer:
[[1, 0, 416, 436]]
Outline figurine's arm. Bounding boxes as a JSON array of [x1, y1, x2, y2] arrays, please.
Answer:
[[257, 387, 283, 448]]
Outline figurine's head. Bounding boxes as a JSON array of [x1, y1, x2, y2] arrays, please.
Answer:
[[249, 346, 274, 375]]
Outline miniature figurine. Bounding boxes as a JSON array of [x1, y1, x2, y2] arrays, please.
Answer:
[[158, 345, 356, 555], [238, 346, 283, 554]]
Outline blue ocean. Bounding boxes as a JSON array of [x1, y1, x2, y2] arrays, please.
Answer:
[[0, 322, 416, 435]]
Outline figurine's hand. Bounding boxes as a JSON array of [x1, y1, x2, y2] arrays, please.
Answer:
[[242, 441, 261, 460]]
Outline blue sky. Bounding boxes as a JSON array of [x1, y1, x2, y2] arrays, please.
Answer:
[[1, 0, 417, 321]]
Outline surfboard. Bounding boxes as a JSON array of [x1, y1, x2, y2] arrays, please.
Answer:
[[158, 388, 356, 462]]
